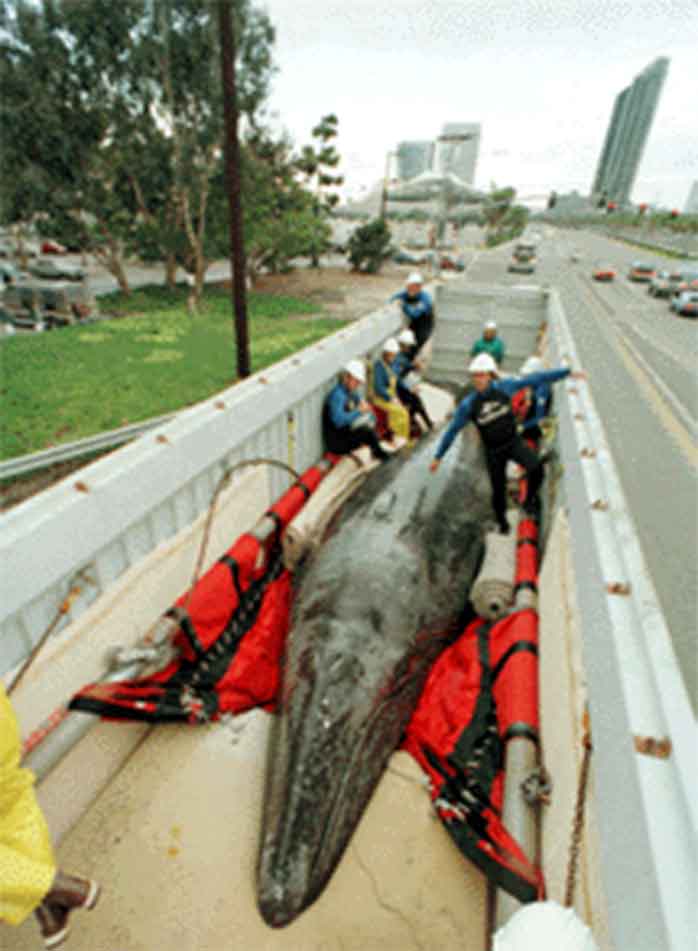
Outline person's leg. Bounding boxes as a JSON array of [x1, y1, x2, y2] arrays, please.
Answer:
[[373, 396, 410, 442], [35, 872, 101, 949], [398, 387, 432, 431], [509, 438, 543, 513], [485, 449, 510, 532]]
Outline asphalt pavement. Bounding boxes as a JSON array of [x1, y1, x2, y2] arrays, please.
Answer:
[[466, 229, 697, 712]]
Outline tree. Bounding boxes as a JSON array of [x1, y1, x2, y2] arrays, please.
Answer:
[[347, 218, 392, 273], [294, 114, 343, 266], [0, 0, 277, 304]]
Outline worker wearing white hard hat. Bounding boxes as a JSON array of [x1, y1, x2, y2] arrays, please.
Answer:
[[371, 338, 411, 444], [470, 320, 505, 365], [430, 353, 584, 534], [322, 360, 389, 461], [390, 272, 435, 360], [516, 355, 554, 444], [392, 330, 433, 433]]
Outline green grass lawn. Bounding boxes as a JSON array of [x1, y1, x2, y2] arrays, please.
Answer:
[[1, 283, 348, 460]]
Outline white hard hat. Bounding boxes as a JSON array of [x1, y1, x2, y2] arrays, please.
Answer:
[[468, 353, 499, 375], [382, 337, 399, 353], [520, 356, 544, 375], [343, 359, 366, 384], [397, 328, 417, 346], [484, 320, 497, 331], [406, 271, 423, 286], [493, 901, 599, 951]]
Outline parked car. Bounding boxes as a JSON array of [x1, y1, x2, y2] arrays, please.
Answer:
[[392, 248, 427, 265], [41, 239, 67, 254], [1, 279, 98, 330], [0, 261, 29, 285], [627, 261, 656, 282], [514, 241, 537, 261], [592, 265, 616, 282], [440, 253, 466, 272], [670, 291, 698, 318], [648, 269, 684, 298], [29, 256, 86, 282]]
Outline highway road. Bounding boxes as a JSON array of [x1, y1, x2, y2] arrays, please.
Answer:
[[465, 229, 698, 712]]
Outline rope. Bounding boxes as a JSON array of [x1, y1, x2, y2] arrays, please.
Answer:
[[8, 568, 95, 697], [564, 708, 593, 908], [184, 457, 300, 607]]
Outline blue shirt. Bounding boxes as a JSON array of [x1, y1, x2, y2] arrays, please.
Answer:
[[391, 289, 433, 326], [435, 368, 570, 460], [373, 358, 396, 401], [325, 381, 362, 430], [392, 352, 417, 392]]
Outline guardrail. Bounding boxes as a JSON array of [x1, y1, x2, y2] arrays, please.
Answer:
[[0, 413, 178, 480], [548, 288, 696, 951]]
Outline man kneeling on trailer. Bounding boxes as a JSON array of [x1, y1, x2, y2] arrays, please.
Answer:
[[322, 359, 390, 461], [429, 353, 580, 534]]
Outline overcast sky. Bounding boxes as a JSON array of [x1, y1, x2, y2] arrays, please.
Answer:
[[257, 0, 698, 208]]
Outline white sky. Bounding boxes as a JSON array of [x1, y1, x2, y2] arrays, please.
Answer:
[[257, 0, 698, 208]]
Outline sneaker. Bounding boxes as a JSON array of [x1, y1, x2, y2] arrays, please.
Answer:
[[36, 874, 101, 950]]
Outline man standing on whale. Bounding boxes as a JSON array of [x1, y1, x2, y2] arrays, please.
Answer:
[[429, 353, 583, 534]]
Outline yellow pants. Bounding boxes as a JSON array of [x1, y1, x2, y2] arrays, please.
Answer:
[[372, 396, 411, 442], [1, 684, 56, 926]]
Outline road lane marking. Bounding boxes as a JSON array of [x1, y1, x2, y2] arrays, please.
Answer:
[[575, 275, 698, 469]]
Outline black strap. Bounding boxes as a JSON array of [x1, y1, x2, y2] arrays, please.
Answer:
[[219, 555, 243, 600], [294, 479, 312, 498], [516, 538, 537, 549], [491, 641, 538, 684], [502, 722, 540, 744], [166, 605, 205, 658]]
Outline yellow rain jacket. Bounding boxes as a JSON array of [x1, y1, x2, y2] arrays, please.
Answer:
[[1, 684, 56, 925], [371, 358, 411, 442]]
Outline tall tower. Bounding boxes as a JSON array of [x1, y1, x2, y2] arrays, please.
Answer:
[[591, 57, 669, 206], [395, 141, 434, 181], [434, 123, 481, 183], [684, 181, 698, 214]]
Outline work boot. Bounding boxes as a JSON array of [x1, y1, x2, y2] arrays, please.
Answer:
[[497, 518, 511, 535], [35, 872, 101, 949]]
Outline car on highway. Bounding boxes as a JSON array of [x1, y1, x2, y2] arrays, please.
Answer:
[[648, 269, 685, 298], [29, 256, 86, 282], [440, 252, 466, 272], [627, 261, 656, 282], [392, 248, 427, 265], [673, 269, 698, 296], [0, 261, 29, 285], [670, 290, 698, 318], [592, 265, 616, 282], [508, 256, 536, 274]]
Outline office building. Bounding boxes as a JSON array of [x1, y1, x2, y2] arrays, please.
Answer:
[[395, 141, 434, 182], [684, 181, 698, 214], [434, 123, 481, 183], [591, 57, 669, 206]]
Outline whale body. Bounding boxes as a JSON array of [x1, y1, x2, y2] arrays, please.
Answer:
[[257, 427, 492, 927]]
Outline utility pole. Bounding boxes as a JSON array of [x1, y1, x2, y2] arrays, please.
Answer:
[[218, 0, 250, 379], [379, 151, 392, 220]]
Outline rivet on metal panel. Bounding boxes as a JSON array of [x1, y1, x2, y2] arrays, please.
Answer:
[[74, 481, 89, 493], [606, 582, 631, 595], [634, 735, 672, 758], [214, 400, 226, 410], [291, 358, 301, 366], [580, 448, 597, 458], [156, 434, 170, 444], [591, 499, 609, 511], [573, 413, 586, 421], [259, 376, 269, 384], [568, 387, 578, 395]]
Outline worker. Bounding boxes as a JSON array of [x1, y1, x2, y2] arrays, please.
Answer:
[[392, 329, 433, 432], [517, 355, 553, 444], [471, 320, 505, 366], [371, 338, 411, 444], [390, 272, 434, 359], [429, 353, 581, 534], [1, 683, 101, 949], [322, 360, 390, 461]]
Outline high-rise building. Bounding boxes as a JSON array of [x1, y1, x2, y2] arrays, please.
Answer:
[[395, 141, 434, 182], [684, 181, 698, 214], [591, 57, 669, 207], [434, 123, 481, 183]]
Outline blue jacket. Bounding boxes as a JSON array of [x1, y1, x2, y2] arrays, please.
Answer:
[[325, 381, 362, 430], [391, 289, 433, 326], [435, 368, 570, 460], [392, 351, 417, 392], [373, 358, 397, 401]]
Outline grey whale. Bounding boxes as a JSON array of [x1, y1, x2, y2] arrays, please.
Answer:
[[257, 427, 492, 927]]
